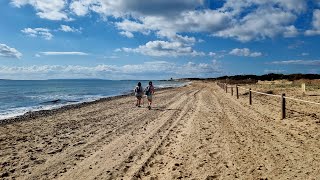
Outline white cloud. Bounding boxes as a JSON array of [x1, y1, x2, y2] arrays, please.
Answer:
[[114, 48, 121, 52], [221, 0, 307, 15], [214, 7, 298, 42], [0, 60, 221, 79], [229, 48, 262, 57], [305, 9, 320, 36], [115, 19, 150, 35], [59, 25, 81, 32], [69, 0, 201, 18], [69, 0, 90, 16], [209, 52, 217, 56], [208, 51, 226, 58], [10, 0, 69, 20], [301, 52, 309, 56], [115, 10, 232, 41], [283, 25, 299, 37], [40, 51, 88, 55], [156, 32, 196, 45], [21, 28, 53, 40], [119, 31, 134, 38], [0, 43, 22, 59], [122, 40, 205, 57], [113, 1, 301, 42], [271, 60, 320, 65]]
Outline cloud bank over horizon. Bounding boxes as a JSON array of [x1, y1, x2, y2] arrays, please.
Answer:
[[0, 60, 222, 80]]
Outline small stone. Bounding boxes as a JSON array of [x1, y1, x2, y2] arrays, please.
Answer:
[[1, 172, 9, 178]]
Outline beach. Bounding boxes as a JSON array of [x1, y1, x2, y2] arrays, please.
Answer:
[[1, 81, 320, 179]]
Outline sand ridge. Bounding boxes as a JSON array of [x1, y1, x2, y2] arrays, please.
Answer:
[[1, 81, 320, 179]]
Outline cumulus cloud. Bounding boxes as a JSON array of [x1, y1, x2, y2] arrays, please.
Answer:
[[59, 25, 81, 32], [0, 60, 221, 79], [221, 0, 307, 15], [305, 9, 320, 36], [122, 40, 205, 57], [229, 48, 262, 57], [208, 52, 217, 56], [214, 7, 298, 42], [10, 0, 69, 20], [0, 44, 22, 59], [271, 60, 320, 65], [112, 1, 301, 42], [115, 19, 151, 35], [119, 31, 134, 38], [39, 51, 88, 56], [21, 28, 53, 40], [115, 10, 231, 40], [69, 0, 201, 18]]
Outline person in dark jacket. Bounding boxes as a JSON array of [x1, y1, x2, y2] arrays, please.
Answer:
[[134, 82, 143, 107], [145, 81, 155, 110]]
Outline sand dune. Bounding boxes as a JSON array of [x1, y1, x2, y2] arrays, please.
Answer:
[[1, 81, 320, 179]]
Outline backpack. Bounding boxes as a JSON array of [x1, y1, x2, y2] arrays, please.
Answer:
[[135, 86, 142, 94]]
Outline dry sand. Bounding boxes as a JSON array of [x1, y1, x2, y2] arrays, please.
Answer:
[[1, 81, 320, 179]]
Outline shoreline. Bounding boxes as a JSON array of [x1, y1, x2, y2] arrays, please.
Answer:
[[0, 86, 178, 125]]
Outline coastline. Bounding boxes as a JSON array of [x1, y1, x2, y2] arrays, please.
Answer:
[[0, 86, 178, 125]]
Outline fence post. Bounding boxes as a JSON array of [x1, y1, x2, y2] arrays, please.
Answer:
[[231, 87, 233, 96], [282, 93, 286, 119], [236, 85, 239, 99], [225, 84, 228, 93], [249, 88, 252, 105]]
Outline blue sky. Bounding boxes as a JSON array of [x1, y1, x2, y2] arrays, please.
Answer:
[[0, 0, 320, 80]]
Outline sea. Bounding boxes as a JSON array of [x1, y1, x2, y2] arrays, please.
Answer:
[[0, 79, 189, 120]]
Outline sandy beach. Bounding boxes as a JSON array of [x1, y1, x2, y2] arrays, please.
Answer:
[[1, 81, 320, 179]]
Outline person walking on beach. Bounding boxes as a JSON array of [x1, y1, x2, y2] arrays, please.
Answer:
[[145, 81, 155, 110], [134, 82, 143, 107]]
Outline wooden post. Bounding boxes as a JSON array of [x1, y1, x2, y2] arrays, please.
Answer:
[[231, 87, 233, 96], [301, 83, 306, 92], [236, 85, 239, 99], [302, 83, 306, 96], [225, 84, 228, 93], [249, 88, 252, 105], [282, 93, 286, 119]]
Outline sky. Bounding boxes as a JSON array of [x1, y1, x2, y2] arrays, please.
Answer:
[[0, 0, 320, 80]]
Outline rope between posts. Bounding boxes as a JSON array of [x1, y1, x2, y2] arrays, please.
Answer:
[[234, 85, 320, 105], [284, 96, 320, 105], [238, 86, 247, 90], [250, 90, 282, 98]]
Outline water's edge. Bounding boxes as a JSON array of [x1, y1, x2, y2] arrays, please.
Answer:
[[0, 86, 177, 125]]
